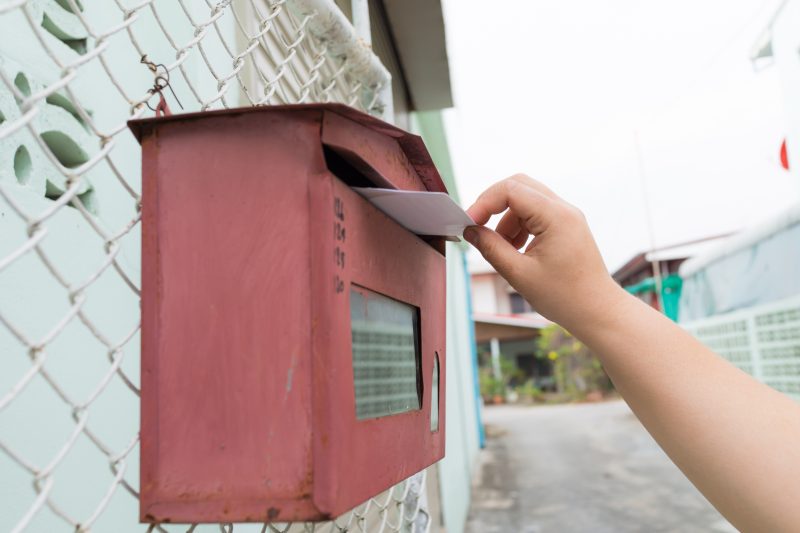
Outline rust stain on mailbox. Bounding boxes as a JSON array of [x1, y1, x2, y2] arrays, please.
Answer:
[[129, 104, 447, 524]]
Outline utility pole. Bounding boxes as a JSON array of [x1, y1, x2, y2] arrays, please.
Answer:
[[634, 131, 665, 312]]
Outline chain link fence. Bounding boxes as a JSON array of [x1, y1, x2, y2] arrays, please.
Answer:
[[0, 0, 430, 531]]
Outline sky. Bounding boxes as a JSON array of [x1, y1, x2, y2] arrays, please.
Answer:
[[440, 0, 799, 273]]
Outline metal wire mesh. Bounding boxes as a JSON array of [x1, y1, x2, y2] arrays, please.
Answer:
[[0, 0, 429, 531]]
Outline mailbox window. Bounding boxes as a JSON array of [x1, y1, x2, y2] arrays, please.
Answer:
[[350, 286, 421, 420]]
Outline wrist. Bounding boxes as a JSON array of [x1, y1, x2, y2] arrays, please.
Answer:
[[557, 276, 631, 338]]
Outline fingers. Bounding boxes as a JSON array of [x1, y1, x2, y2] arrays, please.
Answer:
[[466, 178, 555, 236], [509, 174, 559, 200], [495, 211, 529, 249], [462, 226, 527, 282]]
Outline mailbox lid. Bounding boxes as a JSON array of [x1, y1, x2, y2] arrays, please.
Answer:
[[129, 103, 448, 195]]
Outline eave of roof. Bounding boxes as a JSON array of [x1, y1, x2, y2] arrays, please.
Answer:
[[382, 0, 452, 110], [680, 203, 800, 278], [612, 253, 649, 282], [472, 312, 551, 330]]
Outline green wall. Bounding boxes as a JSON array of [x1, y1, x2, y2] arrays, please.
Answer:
[[413, 110, 483, 533]]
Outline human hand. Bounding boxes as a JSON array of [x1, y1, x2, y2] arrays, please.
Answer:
[[463, 175, 621, 328]]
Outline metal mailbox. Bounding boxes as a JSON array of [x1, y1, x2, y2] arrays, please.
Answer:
[[128, 104, 446, 524]]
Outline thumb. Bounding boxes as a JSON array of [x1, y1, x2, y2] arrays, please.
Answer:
[[463, 226, 524, 281]]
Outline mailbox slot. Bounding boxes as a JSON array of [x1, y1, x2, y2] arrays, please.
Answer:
[[323, 146, 393, 189]]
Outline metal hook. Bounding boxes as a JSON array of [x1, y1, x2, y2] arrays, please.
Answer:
[[140, 55, 183, 114]]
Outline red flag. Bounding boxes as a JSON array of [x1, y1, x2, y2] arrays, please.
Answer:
[[781, 139, 790, 171]]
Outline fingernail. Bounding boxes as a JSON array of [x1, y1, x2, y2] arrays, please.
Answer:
[[463, 227, 479, 245]]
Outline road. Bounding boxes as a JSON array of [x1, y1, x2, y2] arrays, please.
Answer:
[[465, 400, 736, 533]]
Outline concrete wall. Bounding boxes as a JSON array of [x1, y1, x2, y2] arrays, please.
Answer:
[[0, 4, 202, 531]]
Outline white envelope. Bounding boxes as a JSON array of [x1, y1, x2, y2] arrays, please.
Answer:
[[353, 187, 474, 239]]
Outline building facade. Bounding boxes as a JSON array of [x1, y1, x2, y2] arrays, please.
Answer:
[[469, 269, 552, 393]]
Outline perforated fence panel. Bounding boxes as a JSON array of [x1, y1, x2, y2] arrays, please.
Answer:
[[0, 1, 433, 532], [684, 294, 800, 399]]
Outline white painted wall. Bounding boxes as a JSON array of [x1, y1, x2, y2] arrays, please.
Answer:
[[470, 276, 498, 314], [471, 272, 520, 315], [0, 4, 189, 530]]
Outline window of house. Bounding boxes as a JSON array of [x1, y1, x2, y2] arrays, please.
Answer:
[[510, 292, 532, 314]]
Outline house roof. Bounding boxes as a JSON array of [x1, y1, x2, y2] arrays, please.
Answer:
[[472, 312, 551, 343], [680, 203, 800, 278], [612, 252, 650, 283], [613, 233, 733, 283]]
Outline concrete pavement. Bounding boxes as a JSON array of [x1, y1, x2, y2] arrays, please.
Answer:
[[465, 401, 736, 533]]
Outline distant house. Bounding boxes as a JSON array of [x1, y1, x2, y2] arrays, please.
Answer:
[[470, 268, 553, 389], [680, 206, 800, 321], [680, 205, 800, 398], [612, 235, 730, 321]]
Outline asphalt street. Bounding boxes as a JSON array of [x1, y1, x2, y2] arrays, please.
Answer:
[[465, 401, 736, 533]]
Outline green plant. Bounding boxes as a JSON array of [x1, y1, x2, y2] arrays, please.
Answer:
[[536, 325, 612, 401], [479, 370, 505, 400], [515, 381, 543, 403], [499, 355, 525, 384], [478, 352, 525, 402]]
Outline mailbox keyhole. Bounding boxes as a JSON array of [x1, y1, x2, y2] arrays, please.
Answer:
[[430, 352, 440, 433]]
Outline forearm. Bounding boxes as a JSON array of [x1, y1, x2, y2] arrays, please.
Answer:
[[465, 175, 800, 530], [567, 285, 800, 532]]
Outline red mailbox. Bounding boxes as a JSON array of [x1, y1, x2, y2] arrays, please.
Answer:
[[129, 104, 446, 524]]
